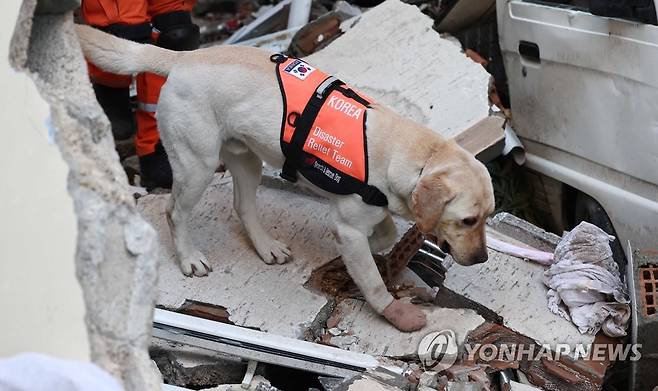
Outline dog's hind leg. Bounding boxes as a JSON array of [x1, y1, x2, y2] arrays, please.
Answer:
[[222, 147, 292, 265], [166, 148, 218, 276], [160, 115, 220, 277]]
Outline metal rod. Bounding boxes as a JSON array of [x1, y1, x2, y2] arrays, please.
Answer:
[[287, 0, 312, 29], [153, 309, 382, 378], [418, 247, 445, 263], [422, 239, 447, 258]]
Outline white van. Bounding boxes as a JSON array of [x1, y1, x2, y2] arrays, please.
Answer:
[[496, 0, 658, 266]]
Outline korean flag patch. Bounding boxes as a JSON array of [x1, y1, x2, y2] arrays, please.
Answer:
[[283, 59, 315, 80]]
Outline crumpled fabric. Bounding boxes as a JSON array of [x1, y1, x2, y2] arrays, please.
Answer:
[[0, 353, 123, 391], [543, 222, 630, 337]]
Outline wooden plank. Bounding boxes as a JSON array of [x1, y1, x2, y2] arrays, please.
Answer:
[[453, 116, 505, 161]]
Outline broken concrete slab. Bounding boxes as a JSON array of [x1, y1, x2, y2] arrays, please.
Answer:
[[328, 298, 485, 357], [151, 348, 246, 388], [320, 368, 411, 391], [1, 2, 88, 361], [345, 377, 404, 391], [10, 2, 161, 390], [199, 375, 279, 391], [509, 380, 542, 391], [445, 382, 480, 391], [306, 0, 491, 140], [444, 247, 596, 349], [488, 212, 561, 253], [138, 173, 336, 338], [418, 371, 438, 388]]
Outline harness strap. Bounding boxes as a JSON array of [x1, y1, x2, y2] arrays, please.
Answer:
[[281, 76, 343, 182], [358, 184, 389, 207], [336, 85, 371, 108]]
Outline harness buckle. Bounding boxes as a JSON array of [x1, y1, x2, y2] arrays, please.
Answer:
[[280, 160, 298, 183], [361, 185, 388, 207]]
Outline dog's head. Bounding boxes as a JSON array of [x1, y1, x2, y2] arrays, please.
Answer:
[[411, 148, 494, 266]]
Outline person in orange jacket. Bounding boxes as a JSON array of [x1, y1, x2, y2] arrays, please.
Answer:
[[82, 0, 199, 188]]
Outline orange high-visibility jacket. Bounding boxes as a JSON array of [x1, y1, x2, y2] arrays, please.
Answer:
[[272, 54, 387, 207]]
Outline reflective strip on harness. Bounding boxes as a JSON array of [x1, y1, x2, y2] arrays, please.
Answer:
[[273, 55, 388, 207]]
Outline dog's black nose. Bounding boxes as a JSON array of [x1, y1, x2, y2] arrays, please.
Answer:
[[471, 250, 488, 264]]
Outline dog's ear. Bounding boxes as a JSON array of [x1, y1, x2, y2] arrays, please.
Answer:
[[411, 170, 452, 234]]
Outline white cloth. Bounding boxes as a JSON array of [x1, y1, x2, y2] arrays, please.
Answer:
[[0, 353, 123, 391], [543, 222, 630, 337], [486, 235, 554, 266]]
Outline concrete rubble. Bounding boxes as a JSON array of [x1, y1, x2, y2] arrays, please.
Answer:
[[10, 0, 626, 389], [318, 368, 412, 391], [10, 1, 161, 390], [134, 1, 620, 390], [139, 173, 333, 338], [306, 0, 492, 140], [137, 169, 619, 390], [139, 172, 489, 362], [444, 243, 596, 349], [326, 299, 484, 357]]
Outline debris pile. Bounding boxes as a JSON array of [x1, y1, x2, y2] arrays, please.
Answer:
[[141, 173, 627, 390], [134, 1, 630, 390], [305, 0, 492, 140]]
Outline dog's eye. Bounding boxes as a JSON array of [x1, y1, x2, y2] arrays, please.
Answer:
[[462, 217, 477, 226]]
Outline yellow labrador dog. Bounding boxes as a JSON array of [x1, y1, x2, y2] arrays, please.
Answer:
[[76, 25, 494, 332]]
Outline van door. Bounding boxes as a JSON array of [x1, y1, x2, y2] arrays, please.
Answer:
[[497, 0, 658, 187]]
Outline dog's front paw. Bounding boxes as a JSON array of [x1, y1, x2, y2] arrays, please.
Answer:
[[382, 299, 427, 332], [179, 250, 213, 277], [255, 239, 292, 265]]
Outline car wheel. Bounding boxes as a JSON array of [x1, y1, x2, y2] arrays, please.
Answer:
[[573, 191, 627, 278]]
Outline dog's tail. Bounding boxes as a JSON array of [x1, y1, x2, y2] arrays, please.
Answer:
[[75, 24, 179, 77]]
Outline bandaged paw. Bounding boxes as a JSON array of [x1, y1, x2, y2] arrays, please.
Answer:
[[382, 299, 427, 332]]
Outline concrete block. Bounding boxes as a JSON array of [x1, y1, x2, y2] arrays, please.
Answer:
[[306, 0, 491, 139], [510, 380, 542, 391], [488, 212, 561, 252], [418, 370, 438, 388], [329, 298, 484, 357], [9, 5, 163, 389], [346, 378, 401, 391], [333, 368, 409, 391], [446, 382, 480, 391], [444, 248, 595, 349], [138, 174, 336, 338], [0, 0, 87, 361]]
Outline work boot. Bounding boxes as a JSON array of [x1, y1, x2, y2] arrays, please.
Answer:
[[92, 83, 136, 141], [139, 141, 173, 189]]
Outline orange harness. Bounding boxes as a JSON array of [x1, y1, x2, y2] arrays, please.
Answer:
[[272, 54, 388, 206]]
